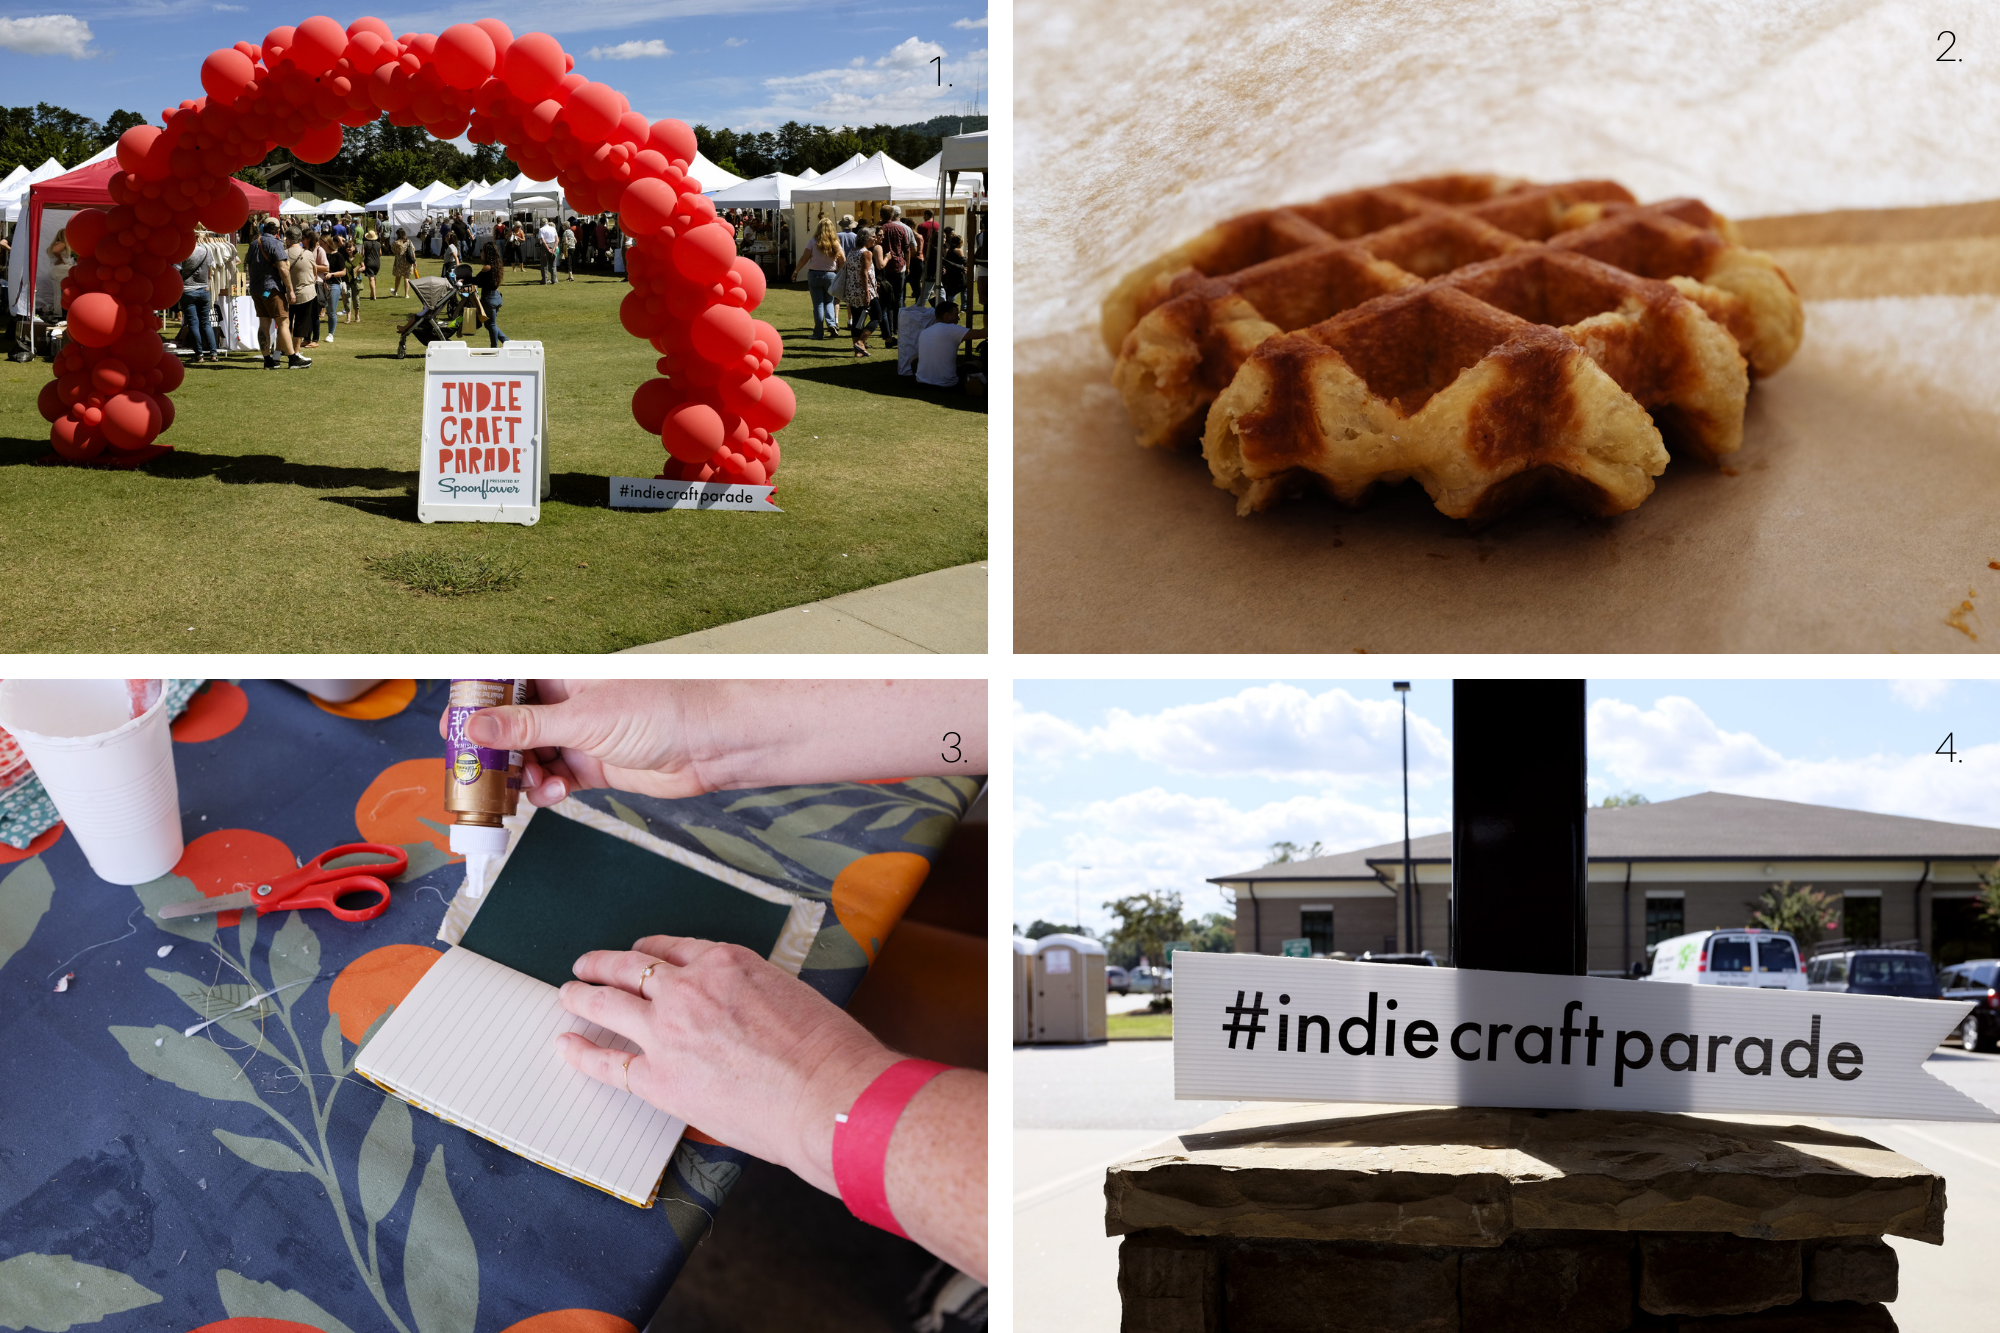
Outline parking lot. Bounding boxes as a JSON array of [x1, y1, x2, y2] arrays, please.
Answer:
[[1013, 1033, 2000, 1333]]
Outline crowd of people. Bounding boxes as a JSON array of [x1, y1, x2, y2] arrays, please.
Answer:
[[791, 204, 985, 393]]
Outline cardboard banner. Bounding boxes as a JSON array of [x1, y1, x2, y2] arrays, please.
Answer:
[[608, 477, 782, 512], [419, 341, 550, 526], [1175, 952, 1997, 1122]]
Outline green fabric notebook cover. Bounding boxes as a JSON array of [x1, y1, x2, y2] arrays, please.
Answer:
[[457, 807, 794, 987]]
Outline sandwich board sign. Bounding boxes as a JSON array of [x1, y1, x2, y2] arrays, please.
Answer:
[[419, 340, 550, 525], [1175, 951, 1996, 1122]]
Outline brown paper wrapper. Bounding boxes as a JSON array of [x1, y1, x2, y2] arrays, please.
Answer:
[[1017, 201, 2000, 652]]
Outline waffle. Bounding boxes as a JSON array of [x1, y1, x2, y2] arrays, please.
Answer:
[[1102, 176, 1803, 524]]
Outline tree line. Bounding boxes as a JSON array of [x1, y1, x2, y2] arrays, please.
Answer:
[[1, 104, 149, 177]]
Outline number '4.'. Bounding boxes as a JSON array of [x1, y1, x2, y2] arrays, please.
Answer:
[[1937, 732, 1958, 761]]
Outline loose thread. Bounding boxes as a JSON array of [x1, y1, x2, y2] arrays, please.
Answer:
[[183, 981, 311, 1038], [46, 906, 144, 980]]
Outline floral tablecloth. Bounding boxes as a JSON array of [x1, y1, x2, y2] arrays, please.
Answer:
[[0, 679, 980, 1333]]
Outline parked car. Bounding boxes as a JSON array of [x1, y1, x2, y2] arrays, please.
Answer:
[[1128, 965, 1173, 994], [1645, 929, 1807, 990], [1806, 949, 1944, 1001], [1106, 965, 1131, 995], [1357, 951, 1442, 966], [1938, 958, 2000, 1052]]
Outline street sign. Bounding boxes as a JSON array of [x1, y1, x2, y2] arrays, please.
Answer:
[[1174, 952, 1995, 1122], [1279, 938, 1311, 958], [419, 341, 550, 525]]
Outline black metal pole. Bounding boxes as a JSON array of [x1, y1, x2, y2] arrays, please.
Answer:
[[1450, 680, 1588, 975], [1395, 682, 1414, 952]]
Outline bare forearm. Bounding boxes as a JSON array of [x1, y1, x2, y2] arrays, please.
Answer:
[[687, 681, 986, 791], [883, 1071, 987, 1282]]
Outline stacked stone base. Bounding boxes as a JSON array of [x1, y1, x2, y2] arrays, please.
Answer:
[[1120, 1227, 1899, 1332], [1106, 1104, 1939, 1333]]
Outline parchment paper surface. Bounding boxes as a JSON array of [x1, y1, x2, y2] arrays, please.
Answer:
[[1014, 0, 2000, 652]]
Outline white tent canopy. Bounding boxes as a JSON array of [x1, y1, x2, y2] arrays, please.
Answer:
[[939, 129, 987, 172], [430, 179, 490, 212], [914, 150, 984, 197], [76, 141, 118, 169], [365, 181, 418, 210], [278, 196, 319, 215], [387, 180, 453, 231], [2, 158, 70, 224], [316, 198, 365, 214], [796, 167, 822, 181], [687, 150, 746, 195], [791, 151, 938, 203], [709, 171, 800, 212]]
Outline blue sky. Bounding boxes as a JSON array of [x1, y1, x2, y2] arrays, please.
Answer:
[[0, 2, 988, 134], [1013, 680, 2000, 936]]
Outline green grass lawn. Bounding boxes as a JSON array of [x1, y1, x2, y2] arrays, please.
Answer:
[[0, 266, 986, 652], [1107, 1010, 1175, 1040]]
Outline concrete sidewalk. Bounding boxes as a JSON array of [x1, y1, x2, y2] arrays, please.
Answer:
[[620, 561, 986, 654]]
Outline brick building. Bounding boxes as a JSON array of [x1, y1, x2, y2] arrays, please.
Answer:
[[1210, 792, 2000, 971]]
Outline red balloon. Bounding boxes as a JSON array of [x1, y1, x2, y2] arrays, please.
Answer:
[[726, 257, 766, 310], [116, 126, 161, 176], [110, 327, 164, 371], [474, 18, 513, 56], [152, 266, 185, 308], [561, 81, 622, 141], [618, 290, 670, 339], [347, 16, 392, 40], [67, 292, 128, 347], [751, 319, 784, 368], [619, 177, 676, 236], [199, 184, 250, 234], [435, 23, 496, 89], [102, 392, 163, 450], [50, 416, 108, 461], [749, 375, 797, 432], [647, 118, 696, 165], [262, 25, 295, 65], [631, 377, 680, 434], [201, 47, 256, 101], [670, 189, 716, 232], [717, 371, 762, 419], [290, 118, 343, 164], [522, 97, 563, 142], [36, 380, 64, 423], [155, 353, 186, 393], [500, 32, 566, 102], [661, 403, 725, 464], [90, 357, 132, 395], [65, 208, 108, 259], [289, 16, 346, 74], [672, 222, 736, 284], [615, 111, 650, 146], [691, 303, 755, 364]]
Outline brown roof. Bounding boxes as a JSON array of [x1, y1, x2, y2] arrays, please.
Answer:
[[1210, 791, 2000, 884]]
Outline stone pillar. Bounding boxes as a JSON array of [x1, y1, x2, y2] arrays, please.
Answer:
[[1108, 1103, 1937, 1332]]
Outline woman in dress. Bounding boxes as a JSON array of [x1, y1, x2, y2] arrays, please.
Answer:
[[362, 228, 383, 300], [838, 224, 880, 357], [474, 242, 507, 347]]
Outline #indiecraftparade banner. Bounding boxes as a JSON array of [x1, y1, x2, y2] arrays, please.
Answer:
[[1174, 951, 1996, 1122]]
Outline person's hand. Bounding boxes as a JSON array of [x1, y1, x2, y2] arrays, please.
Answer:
[[557, 936, 898, 1193], [438, 679, 719, 804]]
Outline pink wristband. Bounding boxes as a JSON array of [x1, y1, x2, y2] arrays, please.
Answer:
[[832, 1057, 951, 1238]]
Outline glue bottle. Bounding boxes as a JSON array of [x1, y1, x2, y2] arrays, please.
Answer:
[[444, 679, 529, 897]]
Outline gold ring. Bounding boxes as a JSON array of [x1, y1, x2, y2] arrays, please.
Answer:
[[622, 1054, 634, 1094], [638, 962, 657, 996]]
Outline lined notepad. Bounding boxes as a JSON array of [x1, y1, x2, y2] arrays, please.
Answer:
[[354, 800, 826, 1207], [358, 946, 685, 1205]]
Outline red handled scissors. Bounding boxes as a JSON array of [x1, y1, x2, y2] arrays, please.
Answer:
[[156, 843, 409, 923]]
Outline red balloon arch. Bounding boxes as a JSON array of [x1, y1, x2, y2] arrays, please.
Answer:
[[34, 14, 793, 486]]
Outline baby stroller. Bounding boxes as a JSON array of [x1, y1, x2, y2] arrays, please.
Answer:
[[395, 266, 472, 359]]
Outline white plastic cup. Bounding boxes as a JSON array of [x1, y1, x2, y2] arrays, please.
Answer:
[[0, 679, 183, 885]]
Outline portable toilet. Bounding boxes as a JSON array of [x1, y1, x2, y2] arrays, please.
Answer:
[[1013, 936, 1035, 1045], [1032, 933, 1107, 1043]]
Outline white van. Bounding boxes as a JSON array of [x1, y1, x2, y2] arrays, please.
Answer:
[[1644, 929, 1808, 990]]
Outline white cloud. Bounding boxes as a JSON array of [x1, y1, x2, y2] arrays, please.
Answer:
[[586, 39, 671, 59], [952, 16, 987, 29], [876, 36, 945, 69], [213, 3, 246, 9], [724, 36, 747, 48], [1588, 695, 2000, 827], [1011, 786, 1448, 932], [750, 37, 984, 126], [1014, 684, 1451, 787], [1889, 680, 1952, 711], [0, 15, 94, 58]]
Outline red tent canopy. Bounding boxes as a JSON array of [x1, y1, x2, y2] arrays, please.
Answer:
[[11, 162, 278, 332]]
